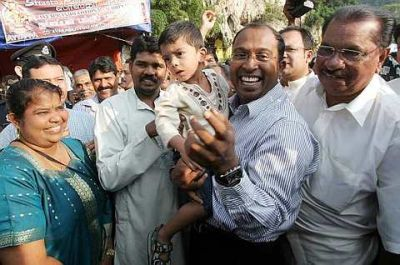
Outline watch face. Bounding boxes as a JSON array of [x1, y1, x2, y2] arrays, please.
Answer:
[[216, 167, 242, 187]]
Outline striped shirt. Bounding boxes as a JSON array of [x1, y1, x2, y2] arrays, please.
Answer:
[[209, 83, 320, 243]]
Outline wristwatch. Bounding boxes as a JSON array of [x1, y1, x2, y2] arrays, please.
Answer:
[[215, 165, 242, 187]]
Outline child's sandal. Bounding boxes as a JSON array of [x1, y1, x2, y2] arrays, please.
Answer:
[[147, 225, 173, 265]]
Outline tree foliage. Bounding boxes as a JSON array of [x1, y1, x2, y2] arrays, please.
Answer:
[[150, 0, 205, 37], [304, 0, 359, 29], [382, 3, 400, 21]]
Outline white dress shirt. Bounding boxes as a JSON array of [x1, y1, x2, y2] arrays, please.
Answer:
[[288, 74, 400, 264], [282, 71, 315, 102], [388, 77, 400, 93], [94, 89, 184, 265]]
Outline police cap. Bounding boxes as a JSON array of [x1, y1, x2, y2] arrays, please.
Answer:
[[10, 41, 57, 64]]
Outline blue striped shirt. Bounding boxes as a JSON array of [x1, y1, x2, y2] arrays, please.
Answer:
[[209, 84, 319, 243]]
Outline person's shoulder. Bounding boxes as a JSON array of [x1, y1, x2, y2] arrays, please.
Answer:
[[165, 81, 182, 92], [100, 89, 135, 109], [74, 97, 97, 107], [68, 108, 94, 121], [372, 76, 400, 120], [388, 78, 400, 94], [62, 138, 87, 159], [0, 146, 32, 172]]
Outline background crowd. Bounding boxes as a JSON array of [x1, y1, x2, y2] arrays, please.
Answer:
[[0, 3, 400, 265]]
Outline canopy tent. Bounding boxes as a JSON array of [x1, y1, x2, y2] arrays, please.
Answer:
[[0, 0, 152, 76]]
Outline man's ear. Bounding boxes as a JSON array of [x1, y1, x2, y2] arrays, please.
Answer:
[[305, 50, 314, 64], [376, 47, 390, 73], [14, 66, 22, 78], [7, 113, 20, 128]]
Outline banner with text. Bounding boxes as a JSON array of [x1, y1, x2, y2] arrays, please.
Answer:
[[0, 0, 150, 43]]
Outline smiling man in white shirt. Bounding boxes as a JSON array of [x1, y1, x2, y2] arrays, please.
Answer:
[[287, 5, 400, 265]]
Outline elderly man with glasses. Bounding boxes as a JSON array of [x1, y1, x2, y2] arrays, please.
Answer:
[[286, 5, 400, 265]]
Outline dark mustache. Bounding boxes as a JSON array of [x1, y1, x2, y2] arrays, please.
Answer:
[[140, 75, 157, 83], [324, 69, 346, 77]]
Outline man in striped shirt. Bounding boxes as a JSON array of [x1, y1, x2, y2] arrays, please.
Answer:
[[171, 23, 319, 265]]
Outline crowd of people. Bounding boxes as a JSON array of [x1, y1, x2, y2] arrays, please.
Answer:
[[0, 4, 400, 265]]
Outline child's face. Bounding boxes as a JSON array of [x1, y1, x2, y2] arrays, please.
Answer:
[[161, 37, 205, 83]]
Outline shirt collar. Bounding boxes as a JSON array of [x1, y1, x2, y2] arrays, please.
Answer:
[[132, 88, 163, 111], [316, 74, 380, 127], [230, 83, 286, 118], [286, 70, 314, 89]]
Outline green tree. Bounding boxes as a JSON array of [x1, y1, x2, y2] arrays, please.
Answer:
[[382, 3, 400, 22], [150, 0, 206, 37], [304, 0, 359, 29]]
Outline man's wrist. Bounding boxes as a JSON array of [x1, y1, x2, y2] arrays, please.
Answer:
[[215, 164, 242, 187], [215, 156, 240, 175]]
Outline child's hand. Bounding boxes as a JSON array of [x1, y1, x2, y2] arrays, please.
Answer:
[[201, 10, 216, 32], [146, 120, 158, 138], [170, 159, 208, 191], [187, 191, 203, 204], [180, 149, 203, 172]]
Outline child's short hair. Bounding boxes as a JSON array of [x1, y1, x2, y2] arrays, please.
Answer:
[[159, 21, 204, 50]]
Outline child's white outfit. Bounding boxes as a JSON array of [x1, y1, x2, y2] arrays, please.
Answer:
[[155, 69, 230, 148]]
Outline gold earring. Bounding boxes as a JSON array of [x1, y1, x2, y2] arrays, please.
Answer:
[[16, 127, 21, 139]]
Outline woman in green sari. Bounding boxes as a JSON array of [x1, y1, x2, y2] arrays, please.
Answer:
[[0, 79, 113, 265]]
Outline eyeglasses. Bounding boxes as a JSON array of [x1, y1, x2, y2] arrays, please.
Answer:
[[317, 45, 379, 62], [232, 51, 275, 62]]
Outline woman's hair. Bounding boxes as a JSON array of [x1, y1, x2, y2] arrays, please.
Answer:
[[6, 79, 62, 120]]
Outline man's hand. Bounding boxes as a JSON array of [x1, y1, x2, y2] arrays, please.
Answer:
[[85, 140, 95, 153], [170, 158, 207, 191], [185, 109, 239, 175], [145, 120, 158, 138], [200, 10, 216, 39]]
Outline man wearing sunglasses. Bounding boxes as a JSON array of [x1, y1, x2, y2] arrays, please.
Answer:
[[287, 5, 400, 265]]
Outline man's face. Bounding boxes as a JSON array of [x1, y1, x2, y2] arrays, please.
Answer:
[[129, 51, 166, 97], [315, 19, 387, 105], [230, 27, 280, 104], [29, 64, 68, 103], [204, 53, 218, 68], [119, 63, 134, 90], [92, 70, 118, 101], [280, 30, 313, 82], [74, 74, 95, 100]]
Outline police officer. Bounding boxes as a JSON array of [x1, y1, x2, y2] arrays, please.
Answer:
[[10, 41, 57, 78]]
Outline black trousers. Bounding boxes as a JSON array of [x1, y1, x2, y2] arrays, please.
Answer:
[[187, 224, 295, 265]]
